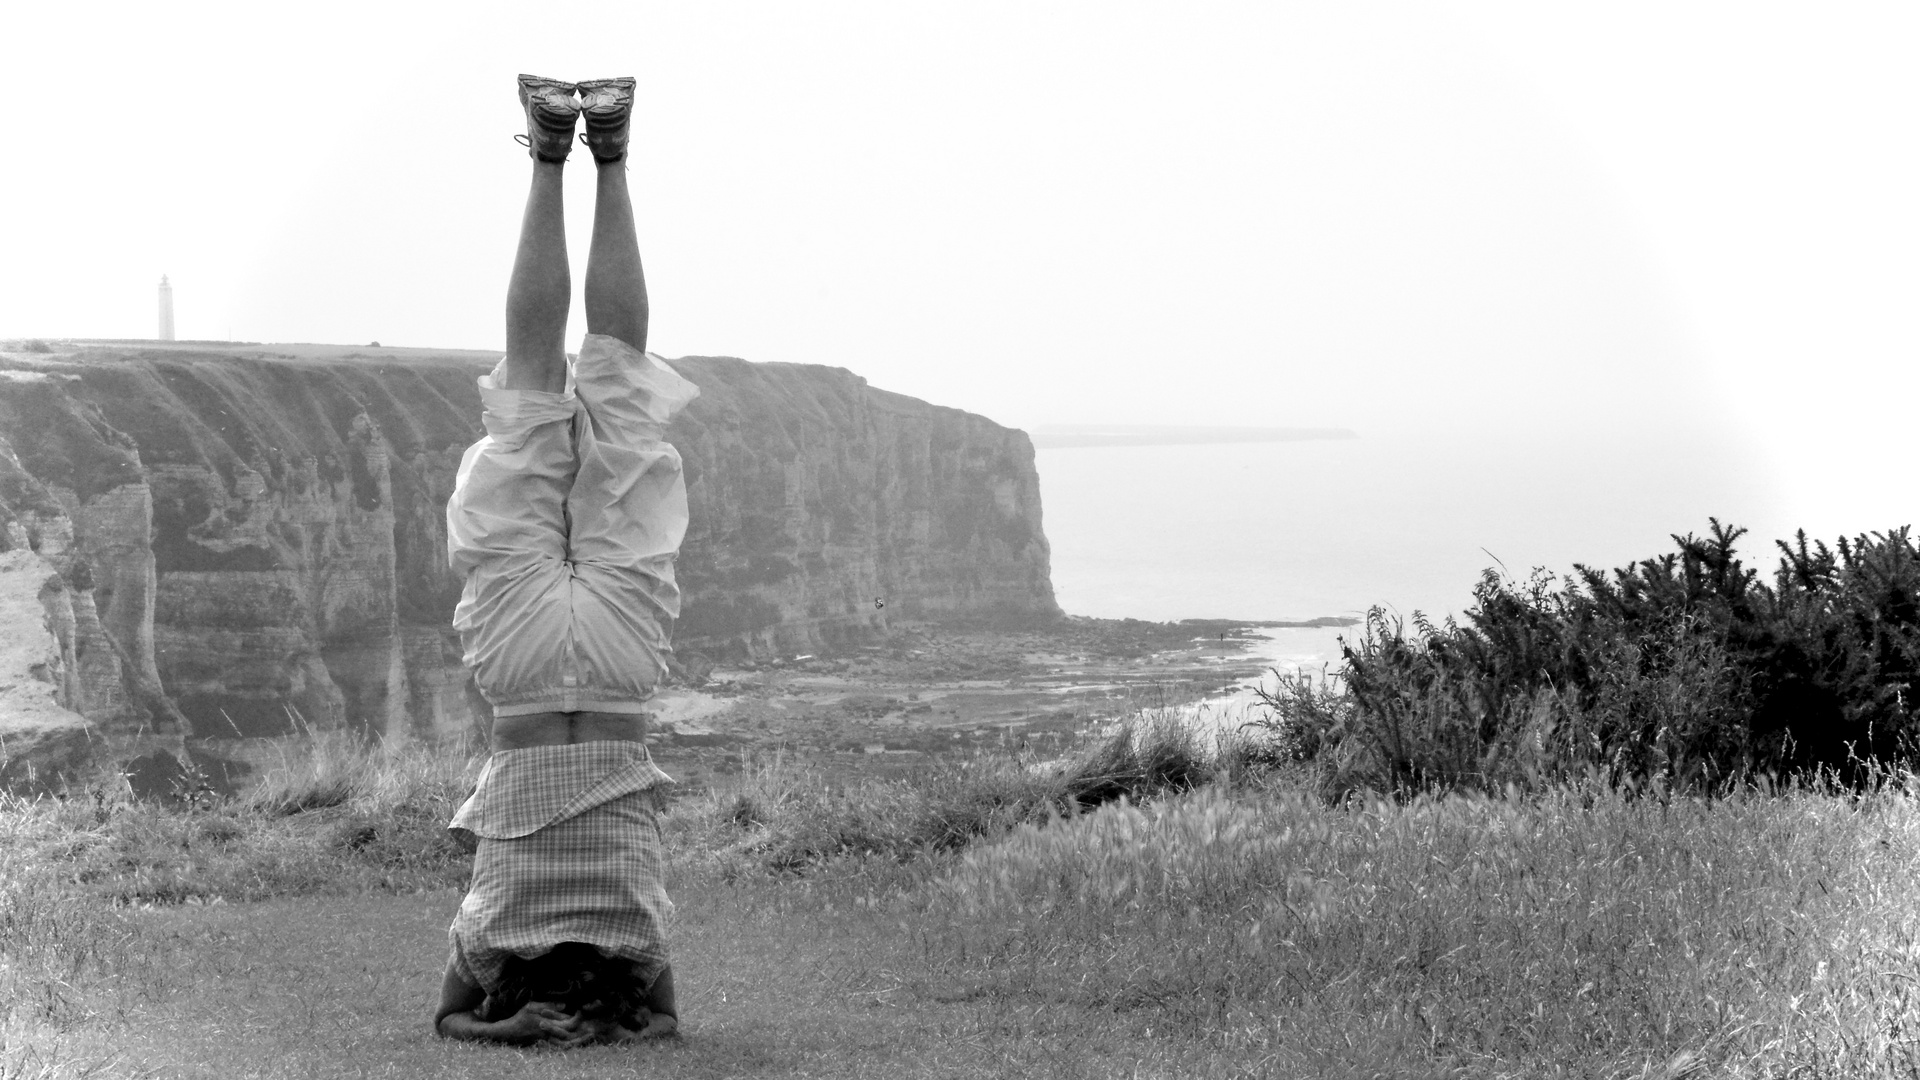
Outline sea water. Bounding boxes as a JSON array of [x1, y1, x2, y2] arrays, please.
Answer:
[[1035, 428, 1784, 693]]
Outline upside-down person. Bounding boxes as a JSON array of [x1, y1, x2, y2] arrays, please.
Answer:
[[432, 73, 693, 1047]]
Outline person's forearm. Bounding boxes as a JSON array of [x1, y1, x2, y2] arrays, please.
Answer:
[[436, 1011, 533, 1044]]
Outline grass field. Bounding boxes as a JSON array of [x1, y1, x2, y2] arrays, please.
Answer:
[[4, 725, 1920, 1078]]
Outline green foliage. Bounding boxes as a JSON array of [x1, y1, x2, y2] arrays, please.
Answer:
[[1258, 521, 1920, 796]]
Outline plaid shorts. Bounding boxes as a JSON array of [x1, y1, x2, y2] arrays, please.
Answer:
[[447, 741, 676, 993], [446, 333, 700, 716]]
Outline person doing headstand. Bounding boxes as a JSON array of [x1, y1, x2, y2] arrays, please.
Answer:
[[432, 74, 694, 1047]]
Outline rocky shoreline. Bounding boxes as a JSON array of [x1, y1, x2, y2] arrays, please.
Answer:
[[644, 614, 1354, 792], [0, 597, 1353, 795]]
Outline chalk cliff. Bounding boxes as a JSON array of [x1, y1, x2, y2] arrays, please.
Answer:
[[0, 342, 1056, 768]]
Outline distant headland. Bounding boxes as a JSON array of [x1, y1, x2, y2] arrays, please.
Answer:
[[1030, 424, 1358, 450]]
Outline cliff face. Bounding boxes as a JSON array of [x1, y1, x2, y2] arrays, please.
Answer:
[[671, 357, 1055, 656], [0, 343, 1056, 760]]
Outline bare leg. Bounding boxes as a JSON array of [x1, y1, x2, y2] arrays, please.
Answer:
[[502, 160, 570, 393], [584, 160, 648, 354]]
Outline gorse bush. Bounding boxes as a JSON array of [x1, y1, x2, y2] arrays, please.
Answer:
[[1260, 521, 1920, 796]]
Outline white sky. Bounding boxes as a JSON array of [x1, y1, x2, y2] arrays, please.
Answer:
[[2, 1, 1914, 544]]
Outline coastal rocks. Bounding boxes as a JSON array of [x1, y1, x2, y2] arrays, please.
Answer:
[[0, 342, 1058, 784], [0, 546, 102, 791]]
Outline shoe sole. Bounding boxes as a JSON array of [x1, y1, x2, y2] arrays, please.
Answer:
[[578, 77, 635, 160], [577, 77, 635, 108], [517, 74, 580, 160], [518, 73, 579, 99]]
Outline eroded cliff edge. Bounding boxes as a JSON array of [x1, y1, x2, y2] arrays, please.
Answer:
[[0, 341, 1056, 772]]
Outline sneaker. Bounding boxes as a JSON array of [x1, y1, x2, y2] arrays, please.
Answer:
[[516, 74, 580, 162], [577, 77, 636, 162]]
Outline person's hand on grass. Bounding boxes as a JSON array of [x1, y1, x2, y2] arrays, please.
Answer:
[[492, 1000, 580, 1045], [607, 1008, 679, 1042], [542, 1014, 616, 1049]]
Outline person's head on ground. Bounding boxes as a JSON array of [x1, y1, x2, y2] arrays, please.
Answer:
[[485, 941, 652, 1030]]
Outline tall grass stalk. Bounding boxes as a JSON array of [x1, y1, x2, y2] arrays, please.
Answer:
[[240, 729, 483, 818]]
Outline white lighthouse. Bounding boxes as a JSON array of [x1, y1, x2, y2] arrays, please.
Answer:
[[158, 275, 175, 341]]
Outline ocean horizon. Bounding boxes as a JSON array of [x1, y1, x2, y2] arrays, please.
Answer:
[[1035, 428, 1785, 672]]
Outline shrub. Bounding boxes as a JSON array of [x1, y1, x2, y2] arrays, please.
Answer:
[[1256, 521, 1920, 796]]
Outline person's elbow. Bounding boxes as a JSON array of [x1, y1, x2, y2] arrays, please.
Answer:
[[433, 1010, 472, 1041]]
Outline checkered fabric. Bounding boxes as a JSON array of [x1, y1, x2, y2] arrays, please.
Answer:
[[446, 741, 676, 994]]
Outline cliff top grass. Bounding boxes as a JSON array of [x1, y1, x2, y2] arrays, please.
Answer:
[[5, 719, 1920, 1078], [2, 338, 506, 365]]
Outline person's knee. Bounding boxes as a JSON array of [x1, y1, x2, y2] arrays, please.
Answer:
[[645, 962, 676, 1018]]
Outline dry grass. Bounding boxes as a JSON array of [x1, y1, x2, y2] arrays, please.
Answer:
[[0, 796, 162, 1079], [665, 713, 1238, 879], [0, 734, 489, 1078], [0, 733, 484, 913], [925, 776, 1920, 1077], [238, 728, 484, 819], [6, 723, 1920, 1076]]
